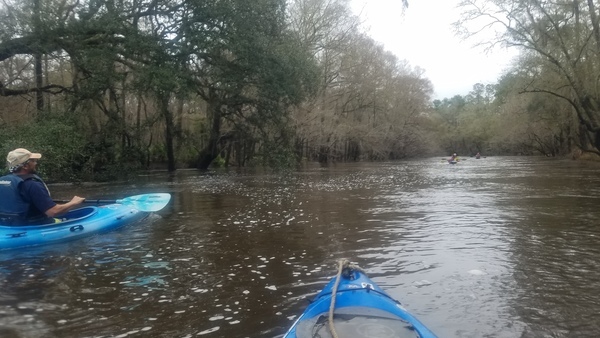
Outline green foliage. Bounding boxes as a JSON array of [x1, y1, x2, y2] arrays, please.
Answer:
[[0, 114, 86, 181], [249, 134, 298, 169], [148, 143, 167, 163], [249, 146, 297, 169], [178, 0, 321, 169], [0, 113, 146, 182], [211, 155, 226, 168]]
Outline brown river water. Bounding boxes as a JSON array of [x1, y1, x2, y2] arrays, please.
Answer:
[[1, 156, 600, 338]]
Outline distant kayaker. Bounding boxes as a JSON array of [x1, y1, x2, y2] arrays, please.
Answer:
[[449, 153, 458, 162], [475, 152, 481, 159], [0, 148, 85, 225]]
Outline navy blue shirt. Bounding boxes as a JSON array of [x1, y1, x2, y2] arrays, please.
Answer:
[[20, 179, 56, 218]]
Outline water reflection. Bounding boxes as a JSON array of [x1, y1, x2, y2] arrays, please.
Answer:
[[1, 158, 600, 337]]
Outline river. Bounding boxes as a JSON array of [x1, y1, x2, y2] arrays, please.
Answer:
[[1, 156, 600, 338]]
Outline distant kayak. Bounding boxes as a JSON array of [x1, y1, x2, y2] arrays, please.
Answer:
[[0, 193, 171, 251], [283, 263, 438, 338], [441, 158, 458, 164]]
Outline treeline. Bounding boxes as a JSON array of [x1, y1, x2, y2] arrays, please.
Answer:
[[431, 80, 574, 158], [438, 0, 600, 160], [0, 0, 435, 181], [2, 0, 600, 182]]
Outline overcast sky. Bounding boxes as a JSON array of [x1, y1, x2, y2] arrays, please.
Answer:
[[350, 0, 517, 100]]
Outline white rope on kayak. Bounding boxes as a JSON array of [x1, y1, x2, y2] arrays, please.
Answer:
[[328, 259, 366, 338]]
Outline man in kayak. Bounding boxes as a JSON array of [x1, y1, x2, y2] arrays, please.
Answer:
[[0, 148, 85, 225]]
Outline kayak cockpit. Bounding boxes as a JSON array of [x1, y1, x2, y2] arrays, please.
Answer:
[[62, 206, 97, 221], [0, 206, 98, 229], [295, 307, 420, 338], [39, 206, 98, 227]]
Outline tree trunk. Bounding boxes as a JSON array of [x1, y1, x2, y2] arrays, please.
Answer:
[[587, 0, 600, 52], [159, 94, 176, 172], [35, 52, 43, 112], [197, 96, 222, 170], [176, 96, 184, 152], [578, 95, 600, 153], [33, 0, 43, 113]]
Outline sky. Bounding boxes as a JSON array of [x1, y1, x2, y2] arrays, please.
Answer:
[[350, 0, 518, 100]]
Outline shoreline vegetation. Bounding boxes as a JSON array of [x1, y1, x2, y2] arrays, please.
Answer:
[[2, 0, 600, 182]]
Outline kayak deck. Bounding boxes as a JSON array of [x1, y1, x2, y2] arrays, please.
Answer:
[[284, 267, 437, 338]]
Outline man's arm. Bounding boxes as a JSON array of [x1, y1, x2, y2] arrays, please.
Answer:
[[22, 180, 85, 217], [45, 196, 86, 217]]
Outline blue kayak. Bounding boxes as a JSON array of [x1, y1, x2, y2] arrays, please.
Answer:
[[284, 268, 438, 338], [0, 204, 148, 251]]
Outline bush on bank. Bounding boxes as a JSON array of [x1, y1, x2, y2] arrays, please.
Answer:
[[0, 115, 142, 182]]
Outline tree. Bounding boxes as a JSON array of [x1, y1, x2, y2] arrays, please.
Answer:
[[287, 0, 430, 162], [4, 1, 182, 171], [179, 0, 319, 169], [456, 0, 600, 157], [493, 64, 576, 156]]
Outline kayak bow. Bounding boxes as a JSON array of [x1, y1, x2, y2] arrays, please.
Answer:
[[284, 265, 438, 338]]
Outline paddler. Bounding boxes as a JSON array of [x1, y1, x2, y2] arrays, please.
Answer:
[[0, 148, 85, 225]]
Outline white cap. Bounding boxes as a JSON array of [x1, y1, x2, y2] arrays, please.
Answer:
[[7, 148, 42, 167]]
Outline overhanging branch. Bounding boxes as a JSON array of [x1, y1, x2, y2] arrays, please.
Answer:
[[0, 83, 71, 96]]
